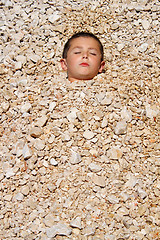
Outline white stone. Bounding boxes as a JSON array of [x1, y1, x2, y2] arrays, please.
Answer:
[[67, 108, 78, 122], [48, 12, 60, 23], [34, 139, 45, 150], [117, 43, 125, 51], [138, 43, 148, 52], [21, 103, 32, 113], [70, 217, 82, 229], [121, 107, 132, 122], [5, 168, 15, 178], [21, 186, 30, 196], [107, 147, 123, 160], [50, 158, 58, 166], [83, 130, 95, 139], [145, 104, 159, 119], [141, 19, 150, 30], [49, 102, 56, 112], [107, 195, 119, 204], [46, 223, 72, 238], [35, 116, 48, 127], [137, 186, 147, 199], [1, 102, 10, 112], [92, 174, 106, 187], [29, 54, 41, 63], [70, 150, 81, 165], [88, 163, 102, 172], [101, 116, 108, 128], [125, 174, 138, 188], [114, 120, 127, 135], [15, 192, 24, 201], [23, 144, 32, 159]]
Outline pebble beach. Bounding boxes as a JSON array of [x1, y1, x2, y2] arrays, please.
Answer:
[[0, 0, 160, 239]]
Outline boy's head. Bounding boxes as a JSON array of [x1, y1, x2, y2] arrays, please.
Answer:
[[60, 32, 105, 82]]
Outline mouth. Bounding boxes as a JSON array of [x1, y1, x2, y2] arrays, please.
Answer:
[[80, 63, 89, 67]]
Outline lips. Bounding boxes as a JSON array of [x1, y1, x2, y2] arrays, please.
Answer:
[[80, 62, 89, 67]]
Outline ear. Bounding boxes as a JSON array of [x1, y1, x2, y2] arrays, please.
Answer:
[[98, 61, 105, 73], [60, 59, 67, 71]]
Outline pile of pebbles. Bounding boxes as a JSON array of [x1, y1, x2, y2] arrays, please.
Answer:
[[0, 0, 160, 239]]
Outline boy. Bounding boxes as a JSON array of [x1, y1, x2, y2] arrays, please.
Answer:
[[60, 32, 105, 82]]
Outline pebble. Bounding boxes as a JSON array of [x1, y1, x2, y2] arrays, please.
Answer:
[[22, 144, 32, 159], [35, 116, 48, 127], [114, 120, 127, 135], [50, 158, 58, 166], [70, 217, 82, 229], [88, 163, 102, 173], [70, 150, 81, 165], [30, 126, 43, 138], [83, 130, 95, 139], [20, 103, 32, 113], [92, 174, 106, 187], [46, 223, 72, 238], [138, 43, 148, 52], [108, 147, 123, 160]]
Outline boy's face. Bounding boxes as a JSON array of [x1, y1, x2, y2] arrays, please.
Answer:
[[60, 37, 105, 82]]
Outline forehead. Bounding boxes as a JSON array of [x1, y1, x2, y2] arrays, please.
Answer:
[[69, 37, 101, 50]]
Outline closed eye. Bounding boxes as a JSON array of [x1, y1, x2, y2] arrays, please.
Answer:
[[90, 52, 97, 56], [74, 51, 81, 54]]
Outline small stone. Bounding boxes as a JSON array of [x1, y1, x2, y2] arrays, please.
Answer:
[[114, 120, 127, 135], [70, 150, 81, 165], [67, 108, 78, 122], [21, 103, 32, 113], [141, 19, 150, 30], [107, 195, 119, 204], [48, 12, 60, 23], [138, 43, 148, 52], [70, 217, 82, 229], [138, 204, 148, 216], [34, 139, 45, 150], [111, 22, 119, 30], [50, 158, 58, 166], [1, 102, 10, 112], [21, 186, 30, 196], [23, 144, 32, 159], [101, 116, 108, 128], [145, 104, 159, 119], [5, 168, 15, 178], [30, 126, 43, 138], [29, 54, 41, 63], [137, 187, 147, 199], [46, 223, 72, 238], [121, 107, 132, 122], [35, 116, 48, 127], [15, 61, 22, 70], [117, 43, 125, 51], [49, 102, 56, 112], [4, 194, 12, 201], [83, 226, 95, 236], [15, 192, 24, 201], [88, 163, 102, 173], [83, 130, 95, 140], [92, 174, 106, 187], [125, 174, 138, 188], [101, 96, 112, 106], [107, 147, 123, 160], [48, 135, 55, 144]]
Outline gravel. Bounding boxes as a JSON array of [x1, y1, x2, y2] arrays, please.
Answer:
[[0, 0, 160, 239]]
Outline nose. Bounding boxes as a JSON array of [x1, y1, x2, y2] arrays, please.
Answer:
[[82, 51, 88, 59]]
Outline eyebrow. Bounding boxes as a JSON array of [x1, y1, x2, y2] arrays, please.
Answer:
[[72, 46, 99, 51]]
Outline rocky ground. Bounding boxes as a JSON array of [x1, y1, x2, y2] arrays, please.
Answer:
[[0, 0, 160, 239]]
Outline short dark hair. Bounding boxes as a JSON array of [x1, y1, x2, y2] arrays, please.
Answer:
[[62, 32, 104, 61]]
